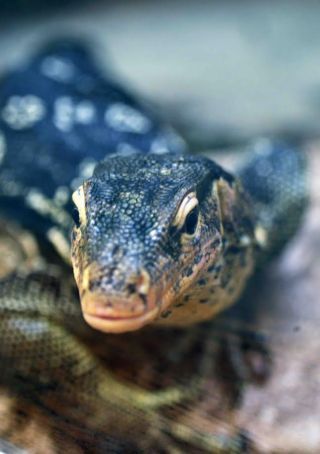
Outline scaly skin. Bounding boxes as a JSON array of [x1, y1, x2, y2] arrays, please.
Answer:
[[71, 143, 307, 333], [0, 39, 308, 451], [0, 39, 308, 334], [71, 153, 257, 332], [0, 272, 246, 452]]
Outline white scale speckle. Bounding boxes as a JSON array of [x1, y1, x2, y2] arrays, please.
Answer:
[[47, 226, 71, 263], [54, 97, 96, 132], [75, 100, 95, 124], [151, 135, 170, 154], [253, 138, 274, 156], [53, 97, 74, 132], [254, 225, 268, 247], [53, 186, 70, 205], [149, 229, 159, 240], [151, 127, 186, 155], [151, 126, 186, 155], [26, 188, 71, 227], [71, 176, 85, 191], [105, 103, 151, 134], [26, 189, 51, 215], [79, 157, 97, 178], [240, 234, 251, 246], [0, 131, 6, 164], [116, 143, 140, 156], [41, 56, 75, 82], [1, 95, 46, 130]]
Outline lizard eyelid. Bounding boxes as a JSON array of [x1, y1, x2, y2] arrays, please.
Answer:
[[172, 192, 199, 231], [72, 185, 87, 226]]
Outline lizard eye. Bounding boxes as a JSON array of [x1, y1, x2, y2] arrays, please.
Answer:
[[183, 205, 199, 235], [72, 185, 87, 227], [172, 192, 199, 236]]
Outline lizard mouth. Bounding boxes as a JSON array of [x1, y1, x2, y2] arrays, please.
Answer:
[[82, 305, 160, 333], [79, 278, 180, 333], [80, 285, 163, 333]]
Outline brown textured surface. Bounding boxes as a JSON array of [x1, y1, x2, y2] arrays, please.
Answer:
[[0, 390, 82, 454], [237, 145, 320, 452]]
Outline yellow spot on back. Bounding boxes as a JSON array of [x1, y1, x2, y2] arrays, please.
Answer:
[[47, 227, 71, 264]]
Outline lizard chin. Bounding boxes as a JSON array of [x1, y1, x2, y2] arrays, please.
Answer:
[[82, 305, 160, 333]]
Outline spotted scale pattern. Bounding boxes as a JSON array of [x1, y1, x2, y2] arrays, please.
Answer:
[[0, 39, 186, 259], [0, 39, 308, 330], [0, 38, 310, 453]]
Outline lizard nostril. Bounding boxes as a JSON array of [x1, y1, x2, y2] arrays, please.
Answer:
[[136, 269, 150, 295], [126, 269, 150, 297], [127, 283, 136, 295]]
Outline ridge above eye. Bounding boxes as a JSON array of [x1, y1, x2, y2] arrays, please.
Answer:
[[72, 185, 87, 226], [172, 192, 199, 231]]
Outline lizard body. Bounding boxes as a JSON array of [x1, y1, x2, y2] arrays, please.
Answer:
[[0, 39, 308, 452], [0, 271, 249, 453], [0, 40, 307, 333]]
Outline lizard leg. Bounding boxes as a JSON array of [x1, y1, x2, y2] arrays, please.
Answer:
[[0, 272, 247, 452], [0, 310, 193, 450]]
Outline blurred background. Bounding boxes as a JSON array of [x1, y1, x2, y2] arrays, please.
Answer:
[[1, 0, 320, 148]]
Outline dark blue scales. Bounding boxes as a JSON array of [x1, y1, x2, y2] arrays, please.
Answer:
[[0, 39, 186, 261]]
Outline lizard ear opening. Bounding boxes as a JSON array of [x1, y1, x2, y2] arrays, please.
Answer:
[[72, 185, 87, 226], [213, 177, 257, 247], [212, 178, 234, 233]]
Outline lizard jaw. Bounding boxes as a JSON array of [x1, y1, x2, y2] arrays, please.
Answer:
[[82, 305, 160, 333]]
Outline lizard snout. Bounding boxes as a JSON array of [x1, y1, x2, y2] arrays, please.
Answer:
[[78, 265, 160, 333]]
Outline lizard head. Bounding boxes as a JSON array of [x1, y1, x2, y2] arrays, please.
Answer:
[[71, 152, 240, 333]]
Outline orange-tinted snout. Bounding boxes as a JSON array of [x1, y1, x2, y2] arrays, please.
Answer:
[[79, 265, 160, 333]]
